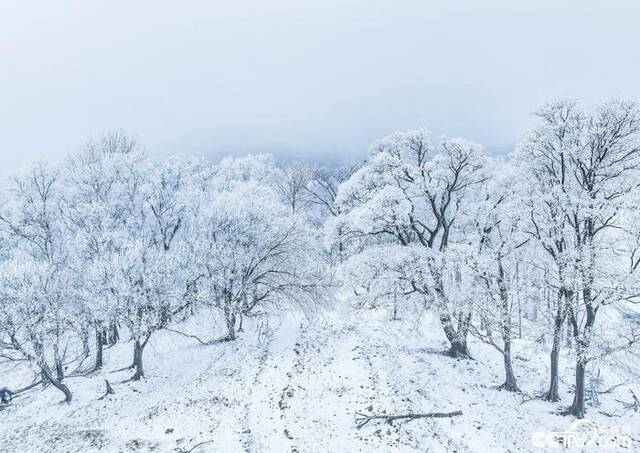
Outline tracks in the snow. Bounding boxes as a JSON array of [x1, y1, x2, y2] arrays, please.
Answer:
[[242, 316, 304, 452]]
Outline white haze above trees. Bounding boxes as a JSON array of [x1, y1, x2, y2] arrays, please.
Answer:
[[1, 100, 640, 426]]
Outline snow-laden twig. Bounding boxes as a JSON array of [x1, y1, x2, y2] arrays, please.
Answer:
[[164, 327, 214, 346]]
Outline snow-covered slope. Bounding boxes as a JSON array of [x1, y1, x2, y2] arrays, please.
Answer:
[[1, 306, 639, 452]]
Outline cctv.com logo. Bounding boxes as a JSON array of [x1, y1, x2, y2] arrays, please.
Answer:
[[532, 419, 631, 449]]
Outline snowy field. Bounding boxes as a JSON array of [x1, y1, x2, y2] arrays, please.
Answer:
[[2, 304, 638, 453]]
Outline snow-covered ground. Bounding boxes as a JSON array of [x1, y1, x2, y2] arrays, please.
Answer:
[[1, 305, 639, 452]]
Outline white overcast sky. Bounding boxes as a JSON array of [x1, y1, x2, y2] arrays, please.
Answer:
[[1, 0, 639, 173]]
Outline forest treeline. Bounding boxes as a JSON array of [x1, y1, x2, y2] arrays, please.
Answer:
[[1, 99, 639, 420]]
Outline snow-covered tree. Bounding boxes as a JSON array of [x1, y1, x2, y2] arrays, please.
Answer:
[[74, 149, 199, 380], [62, 132, 145, 370], [464, 160, 528, 391], [123, 156, 204, 380], [332, 129, 486, 357], [0, 164, 76, 401], [191, 159, 328, 340], [271, 161, 315, 214], [519, 99, 640, 417]]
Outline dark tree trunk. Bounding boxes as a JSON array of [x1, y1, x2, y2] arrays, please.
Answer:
[[392, 288, 399, 321], [41, 364, 72, 403], [566, 360, 586, 418], [131, 340, 145, 381], [516, 262, 522, 339], [440, 312, 471, 358], [159, 306, 170, 326], [237, 313, 244, 333], [109, 319, 119, 345], [498, 341, 520, 392], [545, 343, 561, 402], [94, 328, 104, 371], [81, 328, 91, 358], [55, 359, 64, 382], [53, 342, 64, 381], [544, 292, 567, 402], [446, 339, 470, 358], [431, 273, 471, 358], [99, 379, 115, 400], [495, 260, 519, 392], [566, 288, 596, 419], [223, 304, 237, 341]]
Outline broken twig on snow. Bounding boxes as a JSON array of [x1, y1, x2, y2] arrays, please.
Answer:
[[355, 410, 463, 429]]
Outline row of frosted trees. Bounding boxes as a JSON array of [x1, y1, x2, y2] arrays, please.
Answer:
[[329, 99, 640, 419], [0, 134, 332, 401], [2, 100, 639, 420]]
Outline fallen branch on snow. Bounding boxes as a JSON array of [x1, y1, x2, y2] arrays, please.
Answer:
[[355, 410, 463, 429], [177, 439, 214, 453], [520, 393, 547, 404], [600, 390, 640, 417], [617, 390, 640, 412]]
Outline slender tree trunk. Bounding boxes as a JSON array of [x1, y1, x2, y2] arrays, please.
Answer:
[[566, 360, 587, 418], [498, 340, 520, 392], [223, 303, 237, 341], [109, 319, 119, 345], [94, 328, 104, 371], [517, 301, 522, 339], [55, 359, 64, 382], [159, 306, 170, 326], [496, 260, 519, 391], [545, 344, 561, 402], [53, 342, 64, 381], [516, 262, 522, 339], [81, 327, 91, 358], [226, 311, 237, 340], [237, 313, 244, 333], [392, 288, 399, 321], [41, 364, 72, 403], [566, 289, 596, 419], [544, 290, 568, 402], [131, 340, 145, 381]]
